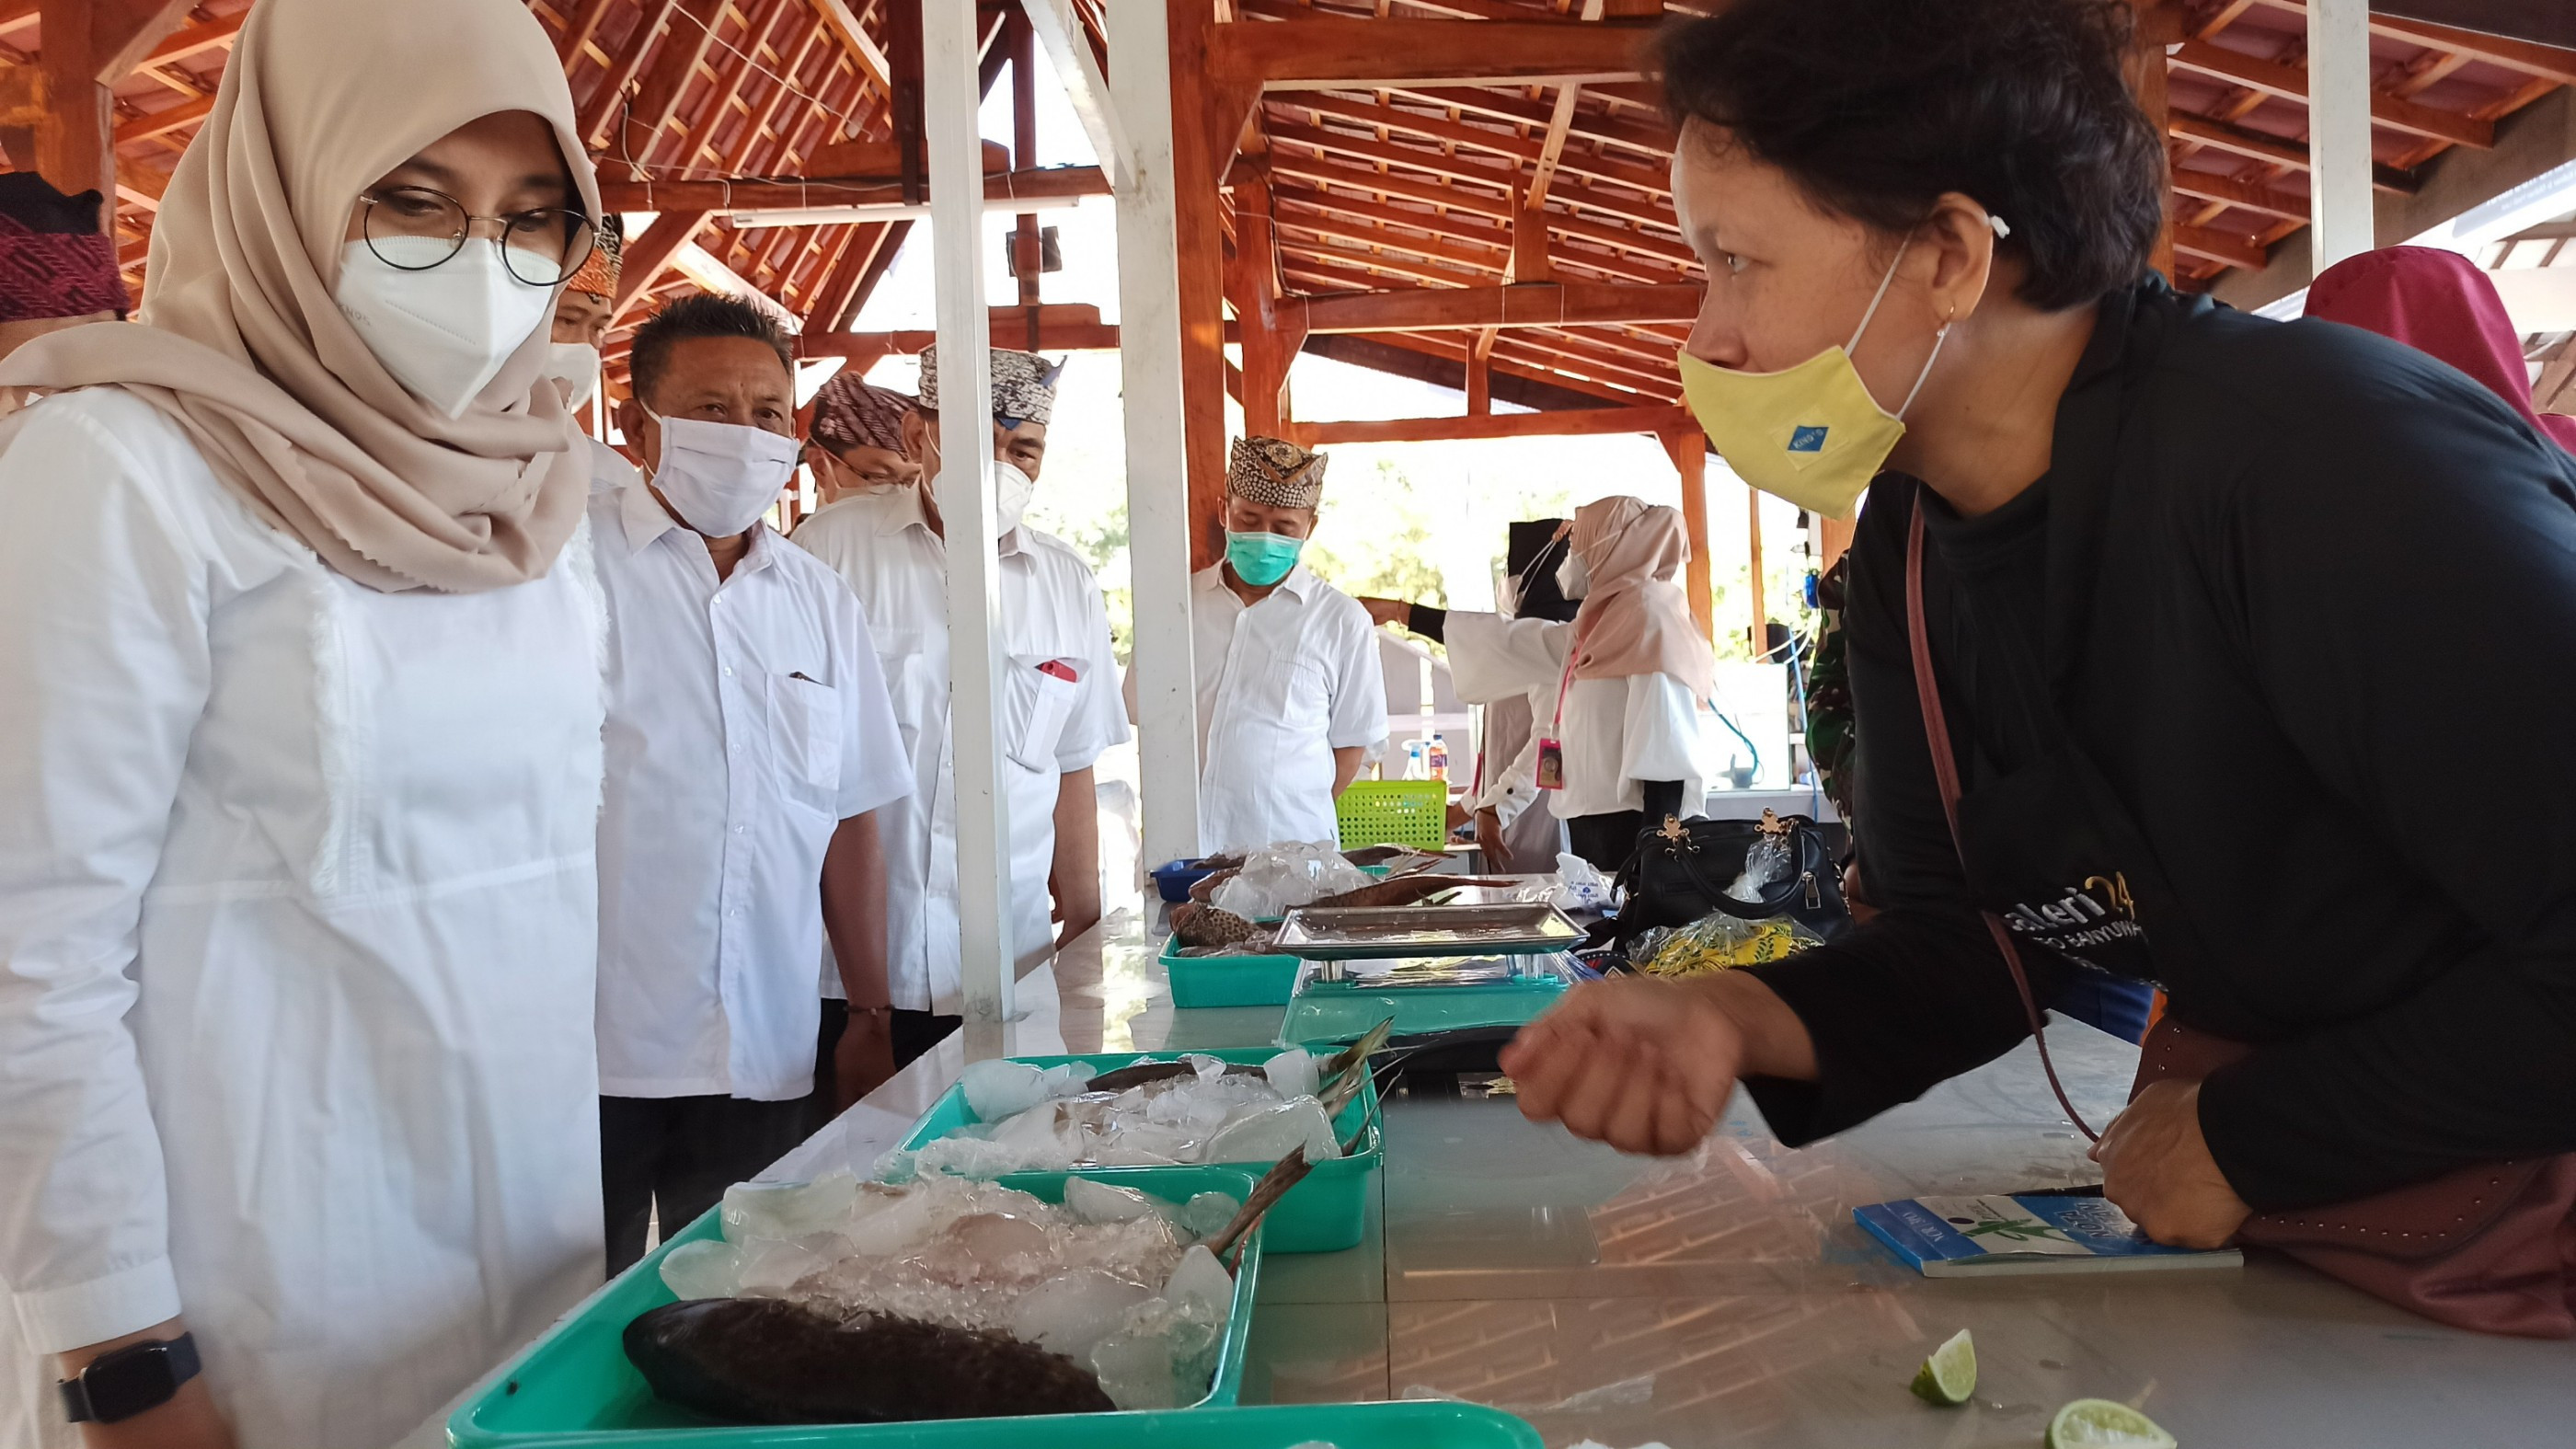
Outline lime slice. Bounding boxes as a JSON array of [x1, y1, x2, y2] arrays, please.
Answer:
[[1908, 1328, 1975, 1406], [2046, 1398, 2177, 1448]]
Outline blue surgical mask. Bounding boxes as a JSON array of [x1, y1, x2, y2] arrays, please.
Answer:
[[1225, 530, 1305, 588]]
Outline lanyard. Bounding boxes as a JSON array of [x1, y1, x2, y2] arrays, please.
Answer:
[[1549, 619, 1592, 734]]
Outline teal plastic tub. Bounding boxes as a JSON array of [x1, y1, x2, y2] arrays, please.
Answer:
[[447, 1167, 1262, 1446], [899, 1051, 1380, 1254], [1157, 935, 1300, 1008], [1279, 968, 1570, 1049], [477, 1400, 1542, 1449]]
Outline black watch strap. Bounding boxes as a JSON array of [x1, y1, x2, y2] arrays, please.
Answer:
[[59, 1332, 200, 1425]]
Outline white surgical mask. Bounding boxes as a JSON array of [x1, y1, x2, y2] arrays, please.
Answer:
[[543, 340, 601, 409], [1556, 550, 1591, 602], [333, 237, 553, 420], [935, 457, 1036, 538], [647, 410, 799, 535]]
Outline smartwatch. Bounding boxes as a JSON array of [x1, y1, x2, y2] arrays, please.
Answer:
[[58, 1332, 200, 1425]]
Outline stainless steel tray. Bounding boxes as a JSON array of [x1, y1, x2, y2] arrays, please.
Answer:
[[1273, 903, 1584, 959]]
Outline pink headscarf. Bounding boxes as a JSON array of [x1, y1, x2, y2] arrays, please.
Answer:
[[2306, 246, 2576, 454]]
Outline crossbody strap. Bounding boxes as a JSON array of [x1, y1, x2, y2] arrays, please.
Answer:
[[1906, 499, 2099, 1143]]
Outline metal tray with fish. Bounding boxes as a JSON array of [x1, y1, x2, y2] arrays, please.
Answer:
[[1272, 903, 1583, 959]]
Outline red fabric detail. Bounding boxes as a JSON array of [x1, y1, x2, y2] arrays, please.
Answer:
[[0, 217, 126, 322], [2306, 245, 2576, 454]]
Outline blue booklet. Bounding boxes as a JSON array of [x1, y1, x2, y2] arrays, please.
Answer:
[[1856, 1194, 2243, 1277]]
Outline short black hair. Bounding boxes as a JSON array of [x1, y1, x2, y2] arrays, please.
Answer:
[[1658, 0, 2165, 311], [627, 292, 795, 402]]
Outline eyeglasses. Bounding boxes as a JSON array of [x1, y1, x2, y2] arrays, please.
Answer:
[[356, 186, 597, 288]]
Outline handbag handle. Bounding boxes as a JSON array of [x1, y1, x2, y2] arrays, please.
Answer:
[[1906, 500, 2100, 1143]]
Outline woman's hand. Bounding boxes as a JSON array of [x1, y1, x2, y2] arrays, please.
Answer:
[[1355, 596, 1410, 628], [1502, 975, 1768, 1155], [2091, 1080, 2252, 1248]]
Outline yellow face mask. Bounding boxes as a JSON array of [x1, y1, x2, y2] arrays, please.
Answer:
[[1675, 239, 1953, 521]]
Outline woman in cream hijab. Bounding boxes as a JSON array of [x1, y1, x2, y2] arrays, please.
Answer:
[[0, 2, 610, 1445]]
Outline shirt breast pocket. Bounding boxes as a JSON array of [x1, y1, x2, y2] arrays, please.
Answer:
[[1004, 655, 1080, 775], [768, 671, 844, 812]]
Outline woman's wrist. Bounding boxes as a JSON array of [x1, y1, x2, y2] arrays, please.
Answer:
[[1697, 970, 1821, 1082]]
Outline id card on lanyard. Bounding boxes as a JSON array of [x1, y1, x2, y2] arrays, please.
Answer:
[[1534, 623, 1588, 790]]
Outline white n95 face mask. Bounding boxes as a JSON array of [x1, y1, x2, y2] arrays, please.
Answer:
[[1556, 550, 1591, 602], [936, 457, 1036, 538], [334, 237, 554, 420], [543, 341, 601, 409], [650, 412, 800, 536]]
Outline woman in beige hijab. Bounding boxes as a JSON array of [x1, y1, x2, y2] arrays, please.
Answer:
[[0, 3, 612, 1446], [1371, 495, 1721, 869]]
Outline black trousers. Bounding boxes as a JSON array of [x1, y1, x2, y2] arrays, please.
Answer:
[[601, 1093, 811, 1276], [1565, 779, 1685, 870]]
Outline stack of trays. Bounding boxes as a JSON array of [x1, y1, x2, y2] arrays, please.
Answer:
[[1269, 903, 1582, 1049]]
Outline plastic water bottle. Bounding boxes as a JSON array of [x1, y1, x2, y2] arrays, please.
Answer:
[[1403, 739, 1429, 780], [1427, 732, 1449, 780]]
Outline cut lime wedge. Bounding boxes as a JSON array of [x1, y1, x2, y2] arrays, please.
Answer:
[[1908, 1328, 1975, 1406], [2046, 1397, 2177, 1448]]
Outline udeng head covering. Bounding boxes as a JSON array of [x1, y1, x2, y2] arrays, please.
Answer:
[[810, 373, 913, 456], [1227, 434, 1328, 510], [0, 174, 128, 322], [2306, 245, 2576, 454], [0, 0, 601, 593], [567, 212, 623, 302], [1567, 495, 1715, 697], [917, 343, 1062, 427]]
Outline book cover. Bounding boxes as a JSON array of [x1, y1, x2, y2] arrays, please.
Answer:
[[1855, 1193, 2244, 1277]]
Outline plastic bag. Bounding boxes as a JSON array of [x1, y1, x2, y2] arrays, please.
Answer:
[[1208, 841, 1372, 921], [1628, 910, 1819, 977], [1552, 851, 1616, 913], [1726, 829, 1795, 903]]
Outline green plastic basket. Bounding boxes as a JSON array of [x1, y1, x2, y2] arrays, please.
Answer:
[[1335, 779, 1451, 852], [899, 1051, 1379, 1254], [447, 1167, 1262, 1446], [1156, 935, 1300, 1008], [477, 1400, 1543, 1449]]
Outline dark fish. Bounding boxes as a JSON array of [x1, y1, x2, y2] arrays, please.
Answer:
[[1087, 1059, 1268, 1094], [624, 1299, 1114, 1425]]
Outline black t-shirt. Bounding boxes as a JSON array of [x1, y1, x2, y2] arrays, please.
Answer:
[[1740, 277, 2576, 1213]]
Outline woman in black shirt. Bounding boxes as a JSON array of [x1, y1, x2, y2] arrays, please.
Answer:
[[1504, 0, 2576, 1253]]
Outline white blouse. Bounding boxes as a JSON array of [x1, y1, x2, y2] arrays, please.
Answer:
[[1443, 610, 1717, 820], [0, 389, 609, 1448]]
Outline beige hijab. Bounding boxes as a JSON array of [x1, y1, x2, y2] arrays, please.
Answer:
[[0, 0, 601, 592], [1568, 495, 1717, 698]]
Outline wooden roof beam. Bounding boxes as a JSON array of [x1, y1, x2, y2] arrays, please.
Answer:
[[2172, 224, 2268, 270], [811, 0, 892, 98], [1302, 280, 1702, 332], [1291, 402, 1686, 446], [1208, 17, 1653, 92], [2168, 109, 2419, 192], [2170, 38, 2493, 148], [2168, 168, 2309, 221], [139, 11, 243, 69], [592, 164, 1110, 211]]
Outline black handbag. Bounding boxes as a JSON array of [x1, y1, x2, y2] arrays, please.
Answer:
[[1611, 810, 1848, 944]]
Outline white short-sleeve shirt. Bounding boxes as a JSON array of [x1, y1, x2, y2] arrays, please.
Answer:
[[591, 481, 910, 1101], [1442, 610, 1716, 820], [790, 487, 1128, 1013], [1133, 564, 1388, 854]]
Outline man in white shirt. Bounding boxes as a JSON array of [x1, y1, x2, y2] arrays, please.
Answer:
[[592, 295, 910, 1272], [792, 347, 1127, 1068], [537, 214, 638, 495], [1132, 435, 1387, 854]]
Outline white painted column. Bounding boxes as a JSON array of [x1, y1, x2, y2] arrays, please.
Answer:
[[923, 0, 1016, 1032], [2306, 0, 2375, 270], [1108, 0, 1202, 868]]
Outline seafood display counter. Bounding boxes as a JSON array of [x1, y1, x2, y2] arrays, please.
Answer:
[[405, 918, 2576, 1448]]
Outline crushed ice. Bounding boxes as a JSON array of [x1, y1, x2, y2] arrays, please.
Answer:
[[910, 1050, 1344, 1178], [661, 1170, 1243, 1411]]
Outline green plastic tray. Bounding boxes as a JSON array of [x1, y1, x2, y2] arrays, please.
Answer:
[[1279, 971, 1569, 1049], [447, 1167, 1262, 1446], [899, 1051, 1379, 1254], [1157, 935, 1300, 1008], [481, 1400, 1543, 1449]]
